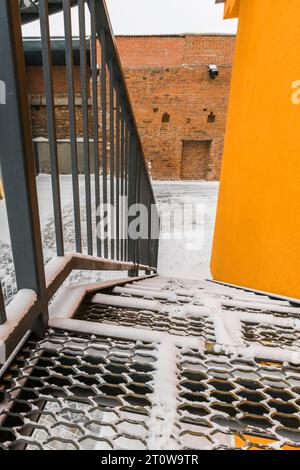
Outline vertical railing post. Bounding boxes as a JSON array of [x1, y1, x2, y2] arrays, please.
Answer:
[[79, 0, 93, 256], [120, 103, 125, 262], [39, 0, 64, 257], [147, 187, 152, 271], [135, 146, 142, 268], [124, 118, 129, 262], [90, 0, 101, 258], [63, 0, 82, 254], [0, 0, 48, 333], [109, 57, 115, 260], [115, 83, 120, 261], [151, 204, 160, 270], [0, 283, 7, 326], [100, 28, 109, 259], [91, 0, 160, 271], [127, 128, 138, 276]]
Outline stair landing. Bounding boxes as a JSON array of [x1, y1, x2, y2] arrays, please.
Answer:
[[1, 276, 300, 450]]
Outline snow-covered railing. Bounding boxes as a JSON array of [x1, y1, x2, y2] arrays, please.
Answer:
[[0, 0, 159, 362]]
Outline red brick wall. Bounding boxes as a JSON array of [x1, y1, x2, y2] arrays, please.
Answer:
[[26, 65, 81, 95], [115, 34, 236, 180], [181, 140, 211, 180], [26, 65, 92, 140], [27, 34, 235, 180], [116, 36, 185, 68]]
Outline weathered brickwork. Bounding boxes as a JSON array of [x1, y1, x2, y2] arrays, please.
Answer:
[[181, 140, 212, 180], [116, 34, 235, 180], [26, 65, 93, 140], [26, 34, 235, 180]]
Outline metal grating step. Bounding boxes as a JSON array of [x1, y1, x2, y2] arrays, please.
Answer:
[[74, 303, 215, 342], [242, 321, 300, 351], [0, 330, 157, 450], [178, 348, 300, 449], [71, 277, 300, 354], [1, 329, 300, 450]]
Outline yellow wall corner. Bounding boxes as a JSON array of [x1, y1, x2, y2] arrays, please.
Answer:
[[224, 0, 240, 19]]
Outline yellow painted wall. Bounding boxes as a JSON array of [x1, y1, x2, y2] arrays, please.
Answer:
[[224, 0, 240, 19], [211, 0, 300, 299]]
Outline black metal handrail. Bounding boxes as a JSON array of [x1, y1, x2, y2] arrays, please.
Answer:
[[0, 0, 159, 362]]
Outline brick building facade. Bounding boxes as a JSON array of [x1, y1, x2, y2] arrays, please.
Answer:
[[27, 65, 91, 140], [116, 34, 235, 180], [26, 34, 235, 180]]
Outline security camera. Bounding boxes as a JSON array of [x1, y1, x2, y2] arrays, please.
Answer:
[[208, 64, 219, 79]]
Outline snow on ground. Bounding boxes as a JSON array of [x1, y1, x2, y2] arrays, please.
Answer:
[[0, 175, 128, 302], [153, 181, 219, 280], [0, 176, 219, 302]]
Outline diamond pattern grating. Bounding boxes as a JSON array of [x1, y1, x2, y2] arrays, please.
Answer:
[[177, 348, 300, 450], [1, 328, 300, 450], [74, 302, 215, 342], [0, 330, 157, 450], [242, 321, 300, 351]]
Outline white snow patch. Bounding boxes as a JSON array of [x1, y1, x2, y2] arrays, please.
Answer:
[[50, 318, 204, 350], [45, 255, 72, 288], [49, 285, 86, 320], [221, 299, 300, 315], [148, 340, 180, 450], [172, 288, 203, 297], [214, 343, 300, 365], [92, 293, 162, 313], [130, 283, 164, 292], [0, 289, 37, 362], [133, 279, 169, 289], [213, 314, 243, 347], [113, 286, 178, 302], [153, 181, 218, 280]]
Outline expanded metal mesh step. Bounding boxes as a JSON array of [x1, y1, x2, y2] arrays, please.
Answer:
[[0, 330, 157, 450], [2, 276, 300, 449], [242, 321, 300, 351], [223, 304, 300, 320], [178, 349, 300, 449], [1, 329, 300, 450], [74, 303, 215, 342]]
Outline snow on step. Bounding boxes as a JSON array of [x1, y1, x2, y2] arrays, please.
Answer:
[[52, 317, 202, 349], [215, 343, 300, 365], [147, 339, 180, 449], [133, 283, 166, 291], [134, 278, 170, 289], [130, 283, 164, 292], [91, 293, 162, 312], [172, 288, 203, 297], [61, 274, 300, 366], [113, 286, 178, 302], [221, 298, 300, 315]]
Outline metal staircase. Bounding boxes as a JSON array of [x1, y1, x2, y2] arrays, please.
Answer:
[[0, 0, 300, 452], [1, 276, 300, 450]]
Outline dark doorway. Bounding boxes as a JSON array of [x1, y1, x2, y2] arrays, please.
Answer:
[[180, 140, 211, 180]]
